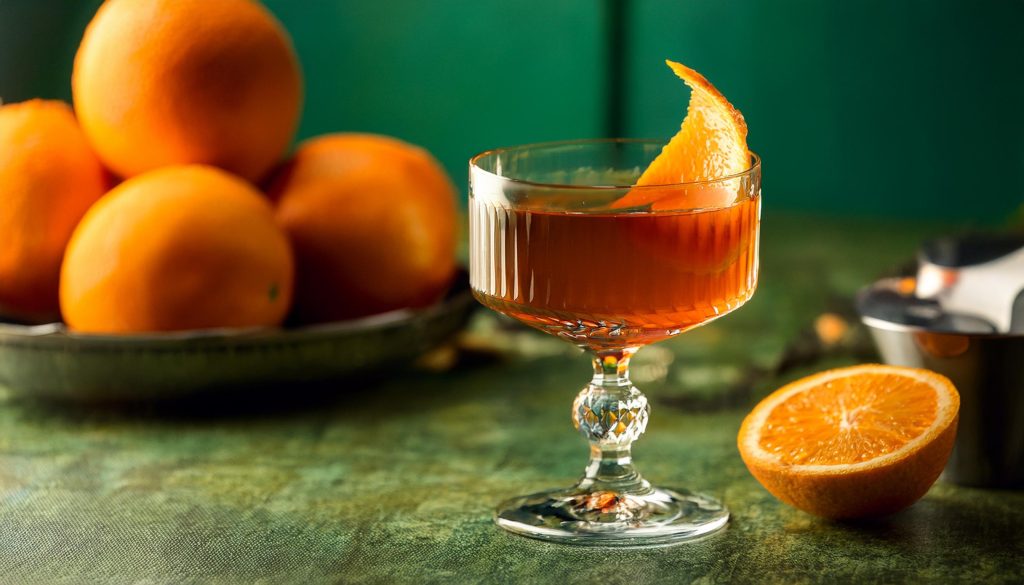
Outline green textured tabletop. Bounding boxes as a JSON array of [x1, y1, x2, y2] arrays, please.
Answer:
[[1, 214, 1022, 584]]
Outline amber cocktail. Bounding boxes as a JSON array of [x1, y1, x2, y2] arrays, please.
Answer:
[[469, 139, 761, 545]]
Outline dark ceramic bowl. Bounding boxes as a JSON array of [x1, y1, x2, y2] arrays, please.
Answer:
[[0, 271, 475, 402]]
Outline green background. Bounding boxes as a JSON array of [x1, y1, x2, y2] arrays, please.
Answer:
[[1, 0, 1022, 221]]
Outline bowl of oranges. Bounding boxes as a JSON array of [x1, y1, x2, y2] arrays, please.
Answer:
[[0, 0, 473, 401]]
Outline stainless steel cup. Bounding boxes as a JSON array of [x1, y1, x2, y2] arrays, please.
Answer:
[[858, 279, 1024, 488]]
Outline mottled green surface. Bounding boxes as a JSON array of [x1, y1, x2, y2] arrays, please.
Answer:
[[1, 215, 1022, 584]]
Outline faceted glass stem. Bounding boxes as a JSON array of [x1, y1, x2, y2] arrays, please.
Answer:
[[572, 349, 653, 502], [494, 346, 730, 545]]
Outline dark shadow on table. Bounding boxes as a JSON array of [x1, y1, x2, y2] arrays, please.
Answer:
[[3, 348, 549, 427], [784, 486, 1024, 566]]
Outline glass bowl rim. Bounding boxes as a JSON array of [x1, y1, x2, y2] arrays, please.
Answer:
[[469, 138, 760, 191]]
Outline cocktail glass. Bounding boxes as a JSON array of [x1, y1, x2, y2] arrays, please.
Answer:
[[469, 139, 761, 545]]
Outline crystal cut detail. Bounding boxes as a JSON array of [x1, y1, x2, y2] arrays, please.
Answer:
[[572, 385, 649, 444]]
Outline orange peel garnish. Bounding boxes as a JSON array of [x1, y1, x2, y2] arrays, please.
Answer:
[[615, 60, 750, 210]]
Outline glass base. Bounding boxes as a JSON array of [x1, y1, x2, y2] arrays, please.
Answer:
[[495, 485, 728, 546]]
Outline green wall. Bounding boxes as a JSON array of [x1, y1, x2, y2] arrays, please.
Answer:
[[265, 0, 609, 195], [1, 0, 1022, 221], [624, 0, 1024, 221]]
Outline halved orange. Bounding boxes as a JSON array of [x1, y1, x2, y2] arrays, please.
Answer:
[[614, 60, 750, 210], [738, 364, 959, 519]]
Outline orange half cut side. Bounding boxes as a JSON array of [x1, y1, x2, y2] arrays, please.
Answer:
[[738, 364, 960, 519]]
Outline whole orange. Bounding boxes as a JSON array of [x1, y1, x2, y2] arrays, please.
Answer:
[[72, 0, 302, 183], [270, 133, 457, 323], [0, 99, 108, 322], [60, 165, 294, 333]]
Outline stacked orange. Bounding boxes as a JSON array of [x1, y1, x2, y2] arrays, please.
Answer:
[[0, 100, 108, 322], [0, 0, 457, 334]]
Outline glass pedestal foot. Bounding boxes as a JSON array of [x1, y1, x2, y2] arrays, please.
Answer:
[[494, 349, 728, 546], [495, 485, 729, 546]]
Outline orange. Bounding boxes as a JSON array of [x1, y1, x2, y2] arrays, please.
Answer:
[[269, 133, 457, 323], [0, 99, 108, 322], [72, 0, 302, 182], [738, 364, 960, 519], [60, 165, 293, 333], [614, 60, 750, 210]]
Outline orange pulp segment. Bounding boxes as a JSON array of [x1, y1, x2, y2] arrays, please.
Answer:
[[756, 369, 949, 466]]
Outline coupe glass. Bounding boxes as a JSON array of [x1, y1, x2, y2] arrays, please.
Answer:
[[469, 139, 761, 545]]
